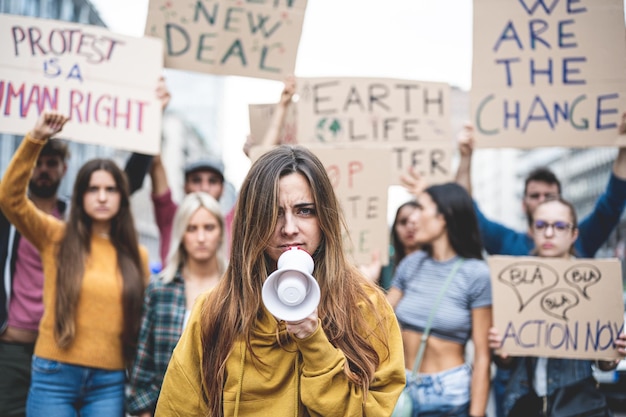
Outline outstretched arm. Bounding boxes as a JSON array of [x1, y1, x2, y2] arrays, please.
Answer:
[[149, 155, 169, 197], [0, 112, 69, 249], [260, 75, 296, 148], [124, 76, 171, 195], [613, 112, 626, 180], [31, 112, 69, 141], [400, 166, 428, 198], [455, 123, 474, 195], [576, 112, 626, 257]]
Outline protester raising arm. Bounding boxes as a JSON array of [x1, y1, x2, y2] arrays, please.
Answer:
[[124, 76, 171, 195], [243, 76, 296, 157], [0, 113, 69, 248], [453, 123, 474, 196], [575, 112, 626, 257], [0, 112, 149, 416]]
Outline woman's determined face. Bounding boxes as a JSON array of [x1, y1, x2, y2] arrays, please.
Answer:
[[265, 172, 322, 263]]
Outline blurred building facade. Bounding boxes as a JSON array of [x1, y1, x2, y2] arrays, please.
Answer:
[[0, 0, 227, 267]]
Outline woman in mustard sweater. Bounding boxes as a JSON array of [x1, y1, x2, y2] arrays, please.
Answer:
[[155, 145, 406, 416], [0, 112, 149, 417]]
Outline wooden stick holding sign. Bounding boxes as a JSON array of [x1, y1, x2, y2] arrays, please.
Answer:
[[489, 255, 624, 360]]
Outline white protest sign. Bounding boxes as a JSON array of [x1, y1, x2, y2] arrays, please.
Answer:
[[0, 14, 163, 154]]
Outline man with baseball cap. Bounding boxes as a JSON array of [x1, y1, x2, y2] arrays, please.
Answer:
[[150, 154, 234, 265]]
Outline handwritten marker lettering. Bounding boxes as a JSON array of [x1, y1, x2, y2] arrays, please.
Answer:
[[540, 288, 580, 321], [498, 261, 559, 311], [564, 263, 601, 299]]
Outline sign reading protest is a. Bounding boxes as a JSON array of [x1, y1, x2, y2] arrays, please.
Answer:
[[471, 0, 626, 148], [0, 14, 163, 154], [489, 256, 624, 360], [145, 0, 307, 81], [249, 145, 391, 266]]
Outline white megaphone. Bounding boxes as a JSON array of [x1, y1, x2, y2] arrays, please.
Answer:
[[262, 247, 320, 322]]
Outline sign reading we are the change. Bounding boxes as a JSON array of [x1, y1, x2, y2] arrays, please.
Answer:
[[249, 145, 391, 266], [489, 256, 624, 360], [145, 0, 307, 81], [0, 14, 163, 154], [471, 0, 626, 148], [295, 77, 454, 185]]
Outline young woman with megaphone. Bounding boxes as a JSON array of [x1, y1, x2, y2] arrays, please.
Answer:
[[155, 145, 406, 417]]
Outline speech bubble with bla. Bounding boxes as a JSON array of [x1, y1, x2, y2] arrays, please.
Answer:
[[540, 288, 580, 321], [564, 264, 602, 299], [498, 262, 559, 312]]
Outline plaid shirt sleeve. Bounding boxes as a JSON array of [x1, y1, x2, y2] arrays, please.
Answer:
[[126, 277, 186, 415]]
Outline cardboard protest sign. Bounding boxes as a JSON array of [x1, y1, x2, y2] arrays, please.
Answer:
[[249, 145, 391, 266], [0, 14, 163, 154], [145, 0, 307, 81], [385, 142, 454, 185], [248, 102, 297, 145], [297, 77, 451, 145], [489, 256, 624, 360], [471, 0, 626, 148], [293, 77, 454, 185]]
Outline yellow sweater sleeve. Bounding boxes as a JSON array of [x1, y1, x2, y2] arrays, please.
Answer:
[[0, 133, 64, 249], [155, 288, 406, 417], [295, 287, 406, 417]]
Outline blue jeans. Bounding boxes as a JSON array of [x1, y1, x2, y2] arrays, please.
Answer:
[[405, 364, 471, 417], [26, 356, 125, 417], [493, 367, 510, 417]]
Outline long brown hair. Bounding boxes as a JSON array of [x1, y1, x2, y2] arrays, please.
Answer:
[[55, 158, 145, 364], [200, 145, 390, 416]]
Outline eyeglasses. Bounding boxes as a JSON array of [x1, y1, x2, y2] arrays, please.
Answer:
[[532, 220, 575, 235], [526, 192, 559, 200]]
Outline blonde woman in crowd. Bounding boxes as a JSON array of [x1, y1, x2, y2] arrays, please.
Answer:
[[127, 191, 226, 416]]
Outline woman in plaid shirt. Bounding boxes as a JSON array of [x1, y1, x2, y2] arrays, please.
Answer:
[[126, 192, 227, 416]]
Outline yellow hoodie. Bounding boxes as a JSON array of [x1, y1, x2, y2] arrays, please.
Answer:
[[155, 285, 405, 416]]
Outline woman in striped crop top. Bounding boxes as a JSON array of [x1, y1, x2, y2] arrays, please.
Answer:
[[387, 182, 493, 417]]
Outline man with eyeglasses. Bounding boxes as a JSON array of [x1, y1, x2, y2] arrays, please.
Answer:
[[455, 119, 626, 258], [453, 116, 626, 417]]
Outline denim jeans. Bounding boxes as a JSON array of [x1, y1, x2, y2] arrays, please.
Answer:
[[493, 366, 510, 417], [405, 364, 471, 417], [26, 356, 125, 417]]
